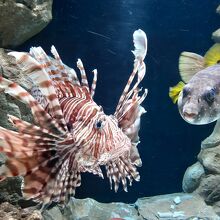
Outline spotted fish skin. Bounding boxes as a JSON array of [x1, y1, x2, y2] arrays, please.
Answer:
[[0, 29, 148, 204]]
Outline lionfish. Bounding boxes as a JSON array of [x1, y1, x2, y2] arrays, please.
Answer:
[[0, 29, 147, 204]]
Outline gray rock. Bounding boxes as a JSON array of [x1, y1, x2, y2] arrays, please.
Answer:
[[195, 175, 220, 205], [0, 93, 21, 130], [201, 120, 220, 148], [135, 193, 219, 220], [64, 198, 141, 220], [0, 202, 42, 220], [182, 162, 205, 193], [0, 176, 23, 205], [0, 49, 33, 127], [0, 48, 21, 79], [0, 0, 53, 48], [43, 194, 220, 220], [198, 145, 220, 174], [212, 28, 220, 43], [44, 198, 142, 220], [217, 5, 220, 15]]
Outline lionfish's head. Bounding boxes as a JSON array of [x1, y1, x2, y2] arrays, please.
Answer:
[[73, 107, 132, 168], [72, 29, 148, 174]]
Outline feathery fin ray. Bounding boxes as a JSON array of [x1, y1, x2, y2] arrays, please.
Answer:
[[0, 29, 148, 205]]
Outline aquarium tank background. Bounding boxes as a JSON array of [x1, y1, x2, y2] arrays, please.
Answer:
[[15, 0, 220, 203]]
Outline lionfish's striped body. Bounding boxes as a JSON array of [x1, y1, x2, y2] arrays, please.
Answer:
[[0, 30, 148, 204]]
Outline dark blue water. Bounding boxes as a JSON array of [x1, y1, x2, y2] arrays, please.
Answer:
[[17, 0, 220, 203]]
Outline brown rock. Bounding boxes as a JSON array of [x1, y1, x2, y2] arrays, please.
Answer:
[[182, 162, 205, 193], [195, 175, 220, 204], [198, 145, 220, 174], [0, 0, 53, 48], [136, 193, 218, 219], [0, 202, 42, 220]]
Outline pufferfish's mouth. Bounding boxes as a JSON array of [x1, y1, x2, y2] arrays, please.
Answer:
[[181, 110, 199, 124], [183, 115, 197, 124], [183, 111, 197, 119], [181, 110, 216, 125]]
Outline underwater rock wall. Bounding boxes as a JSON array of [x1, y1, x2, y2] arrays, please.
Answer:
[[42, 194, 219, 219], [181, 5, 220, 214], [0, 0, 53, 48], [0, 49, 33, 129], [212, 5, 220, 42]]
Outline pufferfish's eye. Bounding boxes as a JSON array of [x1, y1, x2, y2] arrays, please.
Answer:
[[182, 87, 190, 98], [204, 88, 216, 104]]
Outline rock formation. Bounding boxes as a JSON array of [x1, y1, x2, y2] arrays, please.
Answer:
[[0, 0, 53, 48], [212, 5, 220, 43]]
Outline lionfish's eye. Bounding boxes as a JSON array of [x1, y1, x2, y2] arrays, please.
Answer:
[[67, 122, 73, 131], [95, 120, 103, 129], [204, 88, 216, 104], [182, 87, 190, 98]]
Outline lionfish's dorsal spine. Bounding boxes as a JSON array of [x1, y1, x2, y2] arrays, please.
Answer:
[[0, 76, 66, 136], [115, 29, 148, 117], [8, 50, 68, 133], [91, 69, 98, 98], [114, 29, 147, 148], [104, 29, 148, 193]]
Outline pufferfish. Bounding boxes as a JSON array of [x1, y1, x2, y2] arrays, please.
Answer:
[[0, 29, 148, 204], [169, 43, 220, 125]]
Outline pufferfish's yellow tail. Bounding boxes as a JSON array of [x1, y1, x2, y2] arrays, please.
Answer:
[[204, 43, 220, 66], [169, 81, 185, 104], [169, 43, 220, 104]]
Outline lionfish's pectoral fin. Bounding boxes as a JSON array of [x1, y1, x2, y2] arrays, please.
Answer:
[[106, 156, 140, 192], [0, 120, 58, 200], [0, 115, 81, 204]]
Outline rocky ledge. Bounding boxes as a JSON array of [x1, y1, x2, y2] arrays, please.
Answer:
[[43, 193, 219, 220], [0, 183, 219, 220]]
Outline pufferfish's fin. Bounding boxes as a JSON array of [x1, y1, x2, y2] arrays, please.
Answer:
[[169, 81, 185, 104], [179, 52, 205, 83], [204, 43, 220, 67]]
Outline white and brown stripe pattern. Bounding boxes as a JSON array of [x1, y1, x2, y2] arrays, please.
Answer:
[[0, 29, 148, 205]]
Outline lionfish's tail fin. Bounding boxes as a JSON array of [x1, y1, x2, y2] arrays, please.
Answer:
[[106, 156, 140, 192], [114, 29, 148, 167]]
